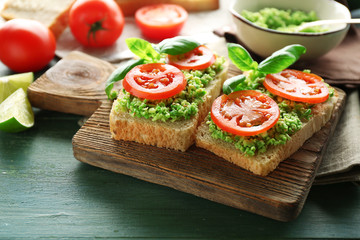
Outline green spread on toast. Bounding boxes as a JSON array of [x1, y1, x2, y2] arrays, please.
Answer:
[[106, 37, 227, 122], [113, 56, 226, 122], [206, 43, 334, 156], [206, 77, 313, 156], [207, 77, 334, 156]]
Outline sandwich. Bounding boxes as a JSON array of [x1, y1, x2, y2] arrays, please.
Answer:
[[106, 37, 228, 151], [195, 43, 338, 176]]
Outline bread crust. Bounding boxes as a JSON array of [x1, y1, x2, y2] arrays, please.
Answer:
[[110, 61, 229, 151], [195, 90, 339, 176]]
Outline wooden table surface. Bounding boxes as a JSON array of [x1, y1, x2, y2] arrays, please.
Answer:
[[1, 0, 360, 238]]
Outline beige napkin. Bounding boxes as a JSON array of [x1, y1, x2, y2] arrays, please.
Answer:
[[314, 89, 360, 185], [295, 26, 360, 87], [298, 25, 360, 184]]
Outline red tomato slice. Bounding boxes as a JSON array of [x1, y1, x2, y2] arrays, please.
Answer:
[[123, 63, 187, 100], [211, 90, 280, 136], [166, 45, 216, 70], [135, 4, 188, 41], [264, 69, 329, 104]]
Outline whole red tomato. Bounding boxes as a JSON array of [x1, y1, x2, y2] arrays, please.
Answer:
[[0, 19, 56, 72], [69, 0, 125, 47]]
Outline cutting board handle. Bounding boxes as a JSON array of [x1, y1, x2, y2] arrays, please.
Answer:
[[28, 51, 116, 116]]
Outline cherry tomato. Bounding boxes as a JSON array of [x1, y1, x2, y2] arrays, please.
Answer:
[[69, 0, 124, 47], [123, 63, 187, 100], [0, 19, 56, 73], [211, 90, 280, 136], [135, 4, 188, 41], [166, 45, 216, 70], [264, 69, 329, 104]]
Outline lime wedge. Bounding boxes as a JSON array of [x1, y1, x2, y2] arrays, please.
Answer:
[[0, 72, 34, 104], [0, 88, 34, 133]]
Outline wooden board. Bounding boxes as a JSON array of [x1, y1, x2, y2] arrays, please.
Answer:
[[28, 51, 115, 116], [28, 51, 346, 222]]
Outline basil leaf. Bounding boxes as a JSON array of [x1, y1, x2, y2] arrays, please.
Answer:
[[227, 43, 258, 71], [105, 59, 145, 100], [257, 44, 306, 74], [151, 43, 161, 54], [125, 38, 160, 61], [158, 36, 200, 55], [222, 74, 247, 95]]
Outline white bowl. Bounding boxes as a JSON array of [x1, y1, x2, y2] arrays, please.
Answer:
[[229, 0, 351, 60]]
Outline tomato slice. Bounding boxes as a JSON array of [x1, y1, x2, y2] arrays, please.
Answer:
[[211, 90, 280, 136], [135, 4, 187, 40], [123, 63, 186, 100], [264, 69, 329, 104], [166, 45, 216, 70]]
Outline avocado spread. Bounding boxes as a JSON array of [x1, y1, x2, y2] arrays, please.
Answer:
[[113, 56, 226, 122], [206, 71, 333, 156], [241, 7, 328, 33]]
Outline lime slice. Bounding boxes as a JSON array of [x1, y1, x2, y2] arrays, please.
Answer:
[[0, 88, 34, 133], [0, 72, 34, 103]]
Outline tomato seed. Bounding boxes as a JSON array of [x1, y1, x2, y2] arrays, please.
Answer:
[[160, 77, 169, 84]]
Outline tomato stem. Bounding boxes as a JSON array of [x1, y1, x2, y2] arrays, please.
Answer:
[[87, 17, 108, 43]]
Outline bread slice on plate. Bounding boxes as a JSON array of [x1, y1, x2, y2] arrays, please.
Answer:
[[110, 60, 229, 152], [195, 89, 339, 176]]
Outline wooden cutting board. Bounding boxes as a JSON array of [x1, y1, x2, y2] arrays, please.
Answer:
[[28, 51, 346, 222]]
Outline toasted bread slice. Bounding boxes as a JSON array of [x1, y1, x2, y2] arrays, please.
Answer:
[[195, 90, 339, 176], [1, 0, 75, 39], [110, 60, 229, 151]]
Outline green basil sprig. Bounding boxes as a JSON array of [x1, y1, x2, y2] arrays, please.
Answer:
[[223, 43, 306, 95], [105, 36, 201, 99], [125, 38, 160, 62], [222, 75, 247, 94], [157, 36, 200, 55]]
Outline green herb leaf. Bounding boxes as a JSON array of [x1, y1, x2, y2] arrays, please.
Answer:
[[257, 44, 306, 74], [222, 75, 247, 95], [125, 38, 160, 61], [105, 59, 145, 100], [151, 43, 161, 53], [225, 43, 306, 95], [158, 36, 200, 55], [227, 43, 258, 71]]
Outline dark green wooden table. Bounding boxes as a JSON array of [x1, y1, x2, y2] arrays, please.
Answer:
[[1, 61, 360, 239]]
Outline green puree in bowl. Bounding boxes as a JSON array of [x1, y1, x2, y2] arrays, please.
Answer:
[[241, 7, 328, 33]]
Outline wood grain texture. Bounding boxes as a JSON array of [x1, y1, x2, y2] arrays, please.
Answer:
[[30, 51, 344, 221], [28, 51, 115, 116]]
